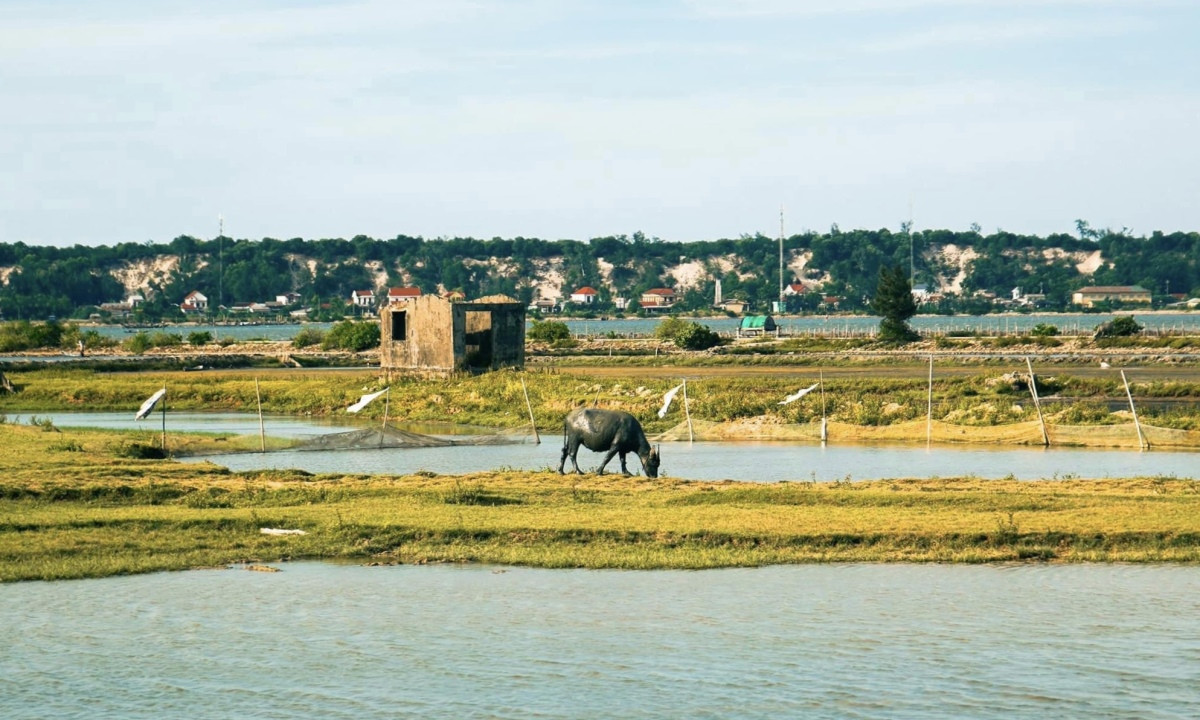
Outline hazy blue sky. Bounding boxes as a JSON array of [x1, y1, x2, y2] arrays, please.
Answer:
[[3, 0, 1197, 246]]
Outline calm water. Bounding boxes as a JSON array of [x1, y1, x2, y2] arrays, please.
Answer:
[[1, 563, 1197, 719], [30, 411, 1199, 481], [78, 312, 1200, 342], [191, 437, 1200, 482]]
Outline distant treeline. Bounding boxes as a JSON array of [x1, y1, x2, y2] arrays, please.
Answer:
[[1, 223, 1198, 320]]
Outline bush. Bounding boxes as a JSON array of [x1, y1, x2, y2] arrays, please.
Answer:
[[527, 320, 571, 343], [673, 321, 721, 350], [1031, 323, 1059, 337], [1094, 315, 1142, 339], [292, 327, 326, 349], [125, 332, 151, 355], [654, 317, 690, 342], [322, 321, 380, 351], [187, 331, 213, 346]]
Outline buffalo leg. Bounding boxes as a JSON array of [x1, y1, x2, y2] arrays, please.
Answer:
[[596, 447, 620, 475], [618, 452, 631, 476]]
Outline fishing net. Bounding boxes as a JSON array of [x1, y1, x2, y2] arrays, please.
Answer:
[[295, 424, 537, 451], [654, 417, 1200, 449]]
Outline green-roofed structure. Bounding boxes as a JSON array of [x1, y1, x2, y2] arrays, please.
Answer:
[[738, 315, 777, 337]]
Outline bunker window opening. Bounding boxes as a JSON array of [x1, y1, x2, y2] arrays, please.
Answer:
[[391, 310, 407, 341]]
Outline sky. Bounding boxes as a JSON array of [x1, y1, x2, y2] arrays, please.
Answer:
[[2, 0, 1198, 247]]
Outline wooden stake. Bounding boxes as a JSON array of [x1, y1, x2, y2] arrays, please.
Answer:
[[521, 377, 540, 444], [819, 368, 827, 443], [1026, 357, 1049, 447], [927, 355, 933, 445], [682, 379, 694, 443], [1121, 370, 1147, 450], [380, 387, 390, 449], [161, 386, 167, 455], [255, 377, 266, 453]]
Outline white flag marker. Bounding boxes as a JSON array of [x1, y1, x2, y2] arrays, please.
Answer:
[[347, 388, 388, 413], [778, 383, 819, 405], [135, 388, 167, 420], [658, 383, 685, 418]]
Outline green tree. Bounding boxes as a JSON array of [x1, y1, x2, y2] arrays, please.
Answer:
[[871, 265, 919, 343]]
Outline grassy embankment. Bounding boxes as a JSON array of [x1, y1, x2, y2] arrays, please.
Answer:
[[4, 364, 1200, 433], [3, 421, 1200, 582]]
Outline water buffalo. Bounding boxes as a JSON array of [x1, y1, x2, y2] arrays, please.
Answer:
[[558, 408, 660, 478]]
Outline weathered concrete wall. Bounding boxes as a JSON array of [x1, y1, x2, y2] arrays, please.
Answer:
[[380, 294, 524, 375]]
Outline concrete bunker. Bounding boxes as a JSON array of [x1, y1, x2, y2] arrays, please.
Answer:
[[379, 294, 525, 375]]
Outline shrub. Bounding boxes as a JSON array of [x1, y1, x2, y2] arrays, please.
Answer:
[[187, 331, 213, 346], [292, 327, 326, 349], [125, 332, 151, 355], [322, 321, 380, 351], [654, 317, 690, 342], [1094, 315, 1142, 339], [527, 320, 571, 343], [673, 321, 721, 350], [1031, 323, 1059, 337]]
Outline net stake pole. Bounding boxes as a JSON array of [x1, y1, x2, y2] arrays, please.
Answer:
[[161, 385, 168, 455], [255, 377, 266, 453], [819, 368, 827, 443], [1026, 356, 1049, 447], [521, 377, 540, 444], [682, 378, 693, 443], [926, 355, 933, 446], [1121, 370, 1147, 450], [380, 387, 390, 449]]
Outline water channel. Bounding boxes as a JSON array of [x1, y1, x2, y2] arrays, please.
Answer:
[[32, 411, 1200, 481], [2, 563, 1197, 719]]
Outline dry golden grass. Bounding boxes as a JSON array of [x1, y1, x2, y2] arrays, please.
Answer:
[[3, 422, 1200, 582]]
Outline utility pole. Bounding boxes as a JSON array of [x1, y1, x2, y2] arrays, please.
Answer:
[[218, 215, 224, 318], [778, 205, 785, 312], [908, 198, 914, 286]]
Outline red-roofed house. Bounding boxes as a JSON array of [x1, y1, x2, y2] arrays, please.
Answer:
[[388, 286, 422, 303], [569, 286, 598, 304], [351, 289, 375, 308], [180, 290, 208, 314]]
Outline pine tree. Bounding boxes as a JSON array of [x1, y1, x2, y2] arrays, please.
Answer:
[[872, 265, 919, 343]]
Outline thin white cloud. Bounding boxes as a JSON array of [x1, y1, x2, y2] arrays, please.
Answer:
[[683, 0, 1186, 18], [859, 15, 1150, 52]]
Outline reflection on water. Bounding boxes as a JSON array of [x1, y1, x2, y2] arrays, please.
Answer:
[[1, 563, 1197, 719]]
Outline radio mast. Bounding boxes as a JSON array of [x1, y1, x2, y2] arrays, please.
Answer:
[[778, 205, 785, 312]]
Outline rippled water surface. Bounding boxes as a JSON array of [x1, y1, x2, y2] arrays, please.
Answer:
[[26, 412, 1200, 481], [191, 439, 1199, 482], [2, 563, 1198, 719]]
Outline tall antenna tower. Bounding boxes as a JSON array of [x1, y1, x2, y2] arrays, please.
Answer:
[[907, 198, 914, 285], [218, 214, 224, 314], [778, 205, 785, 311]]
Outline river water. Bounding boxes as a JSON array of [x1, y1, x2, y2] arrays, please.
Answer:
[[31, 411, 1200, 481], [1, 563, 1197, 719], [76, 312, 1200, 342]]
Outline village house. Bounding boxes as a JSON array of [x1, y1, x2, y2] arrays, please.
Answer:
[[640, 287, 676, 311], [527, 297, 558, 313], [387, 286, 422, 303], [782, 283, 808, 296], [569, 286, 598, 304], [1072, 285, 1152, 307], [718, 298, 749, 314], [911, 284, 931, 302], [180, 290, 208, 314], [276, 292, 302, 306], [379, 294, 525, 376], [351, 289, 375, 309]]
